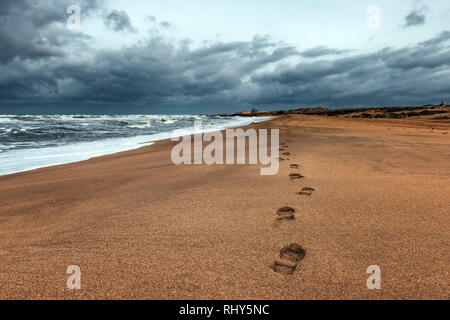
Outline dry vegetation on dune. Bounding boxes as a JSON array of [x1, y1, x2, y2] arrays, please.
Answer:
[[219, 104, 450, 124]]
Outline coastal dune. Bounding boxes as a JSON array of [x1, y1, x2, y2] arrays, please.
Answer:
[[0, 115, 449, 299]]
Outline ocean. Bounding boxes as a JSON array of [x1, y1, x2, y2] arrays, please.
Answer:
[[0, 114, 269, 176]]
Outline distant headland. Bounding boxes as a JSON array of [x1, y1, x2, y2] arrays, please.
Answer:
[[214, 104, 450, 122]]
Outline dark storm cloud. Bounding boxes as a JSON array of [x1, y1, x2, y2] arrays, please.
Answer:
[[0, 0, 102, 63], [0, 33, 295, 103], [404, 9, 427, 28], [250, 31, 450, 107], [0, 1, 450, 113], [105, 10, 136, 32], [419, 31, 450, 47]]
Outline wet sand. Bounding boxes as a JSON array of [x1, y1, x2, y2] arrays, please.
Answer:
[[0, 115, 449, 299]]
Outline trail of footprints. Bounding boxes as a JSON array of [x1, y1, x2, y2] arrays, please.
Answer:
[[270, 139, 316, 275]]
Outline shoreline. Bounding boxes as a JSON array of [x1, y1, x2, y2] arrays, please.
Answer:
[[3, 103, 449, 177], [0, 114, 449, 299], [0, 115, 271, 177]]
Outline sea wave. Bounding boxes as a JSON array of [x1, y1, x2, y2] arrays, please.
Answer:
[[0, 114, 270, 176]]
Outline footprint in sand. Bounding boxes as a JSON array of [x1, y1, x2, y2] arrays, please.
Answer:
[[280, 243, 306, 263], [289, 173, 304, 180], [290, 164, 299, 169], [276, 206, 295, 221], [271, 260, 297, 275], [297, 187, 316, 196], [282, 152, 290, 156], [271, 244, 306, 275]]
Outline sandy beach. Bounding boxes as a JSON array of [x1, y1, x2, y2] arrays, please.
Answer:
[[0, 114, 449, 300]]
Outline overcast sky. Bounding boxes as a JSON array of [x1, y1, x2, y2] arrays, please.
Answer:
[[1, 0, 449, 114]]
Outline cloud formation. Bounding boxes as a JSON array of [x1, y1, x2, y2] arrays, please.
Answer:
[[0, 0, 102, 64], [0, 1, 449, 114], [299, 46, 351, 58], [105, 10, 136, 32], [404, 9, 427, 28]]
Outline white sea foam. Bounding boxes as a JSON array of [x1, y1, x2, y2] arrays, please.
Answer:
[[127, 121, 151, 128]]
